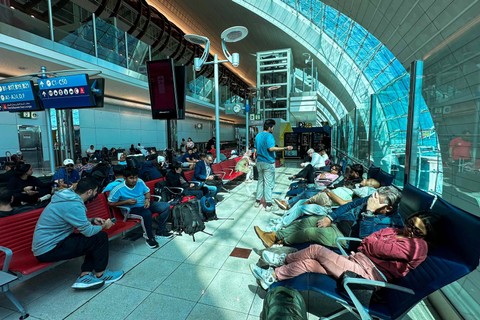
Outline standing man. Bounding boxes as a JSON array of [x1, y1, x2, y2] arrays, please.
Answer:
[[254, 119, 293, 211], [32, 177, 123, 290]]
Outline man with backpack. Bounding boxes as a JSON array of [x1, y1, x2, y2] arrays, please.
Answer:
[[108, 167, 173, 249]]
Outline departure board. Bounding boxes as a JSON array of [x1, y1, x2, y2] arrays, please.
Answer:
[[38, 74, 94, 109], [0, 80, 42, 112]]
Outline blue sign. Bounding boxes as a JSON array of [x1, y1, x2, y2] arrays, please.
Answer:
[[245, 99, 250, 113], [0, 80, 42, 112], [38, 74, 93, 109]]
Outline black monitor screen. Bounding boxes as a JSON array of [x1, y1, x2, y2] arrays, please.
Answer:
[[146, 59, 178, 119], [38, 74, 94, 109], [175, 66, 186, 120], [0, 80, 43, 112]]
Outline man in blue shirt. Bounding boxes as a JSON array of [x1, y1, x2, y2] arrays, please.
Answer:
[[254, 119, 293, 211], [108, 167, 172, 249], [53, 159, 81, 189]]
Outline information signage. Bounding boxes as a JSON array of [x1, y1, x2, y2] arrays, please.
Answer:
[[38, 74, 93, 109], [0, 80, 42, 112]]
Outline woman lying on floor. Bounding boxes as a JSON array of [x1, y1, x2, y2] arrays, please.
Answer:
[[250, 212, 436, 290]]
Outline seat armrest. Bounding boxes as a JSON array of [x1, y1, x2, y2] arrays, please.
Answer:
[[151, 195, 161, 202], [342, 276, 414, 320], [165, 186, 184, 195], [0, 246, 13, 272], [116, 206, 131, 221], [214, 171, 226, 180], [336, 237, 362, 256]]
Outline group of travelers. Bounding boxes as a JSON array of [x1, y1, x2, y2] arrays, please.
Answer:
[[249, 118, 439, 305]]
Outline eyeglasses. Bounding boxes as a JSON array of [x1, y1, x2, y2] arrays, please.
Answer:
[[406, 219, 426, 237], [66, 164, 74, 167]]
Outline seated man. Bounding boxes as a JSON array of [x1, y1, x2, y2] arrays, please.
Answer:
[[180, 148, 197, 170], [165, 163, 205, 199], [8, 163, 52, 206], [254, 186, 403, 248], [0, 161, 16, 186], [53, 159, 81, 189], [32, 177, 123, 290], [192, 153, 217, 198], [108, 167, 172, 249], [288, 148, 329, 183], [0, 188, 37, 217], [102, 165, 125, 193], [139, 154, 162, 181]]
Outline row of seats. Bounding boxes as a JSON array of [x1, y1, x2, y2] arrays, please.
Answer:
[[0, 157, 244, 318]]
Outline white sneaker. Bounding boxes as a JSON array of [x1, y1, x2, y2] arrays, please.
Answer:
[[249, 264, 276, 290], [262, 251, 287, 267], [254, 201, 261, 208], [265, 204, 279, 212]]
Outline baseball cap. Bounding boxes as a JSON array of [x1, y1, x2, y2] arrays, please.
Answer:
[[63, 159, 75, 166]]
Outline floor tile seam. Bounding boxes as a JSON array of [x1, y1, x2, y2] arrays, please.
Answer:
[[61, 283, 111, 319], [193, 301, 250, 317], [124, 291, 199, 319]]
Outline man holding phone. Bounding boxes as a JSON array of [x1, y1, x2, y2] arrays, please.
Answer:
[[32, 177, 124, 290]]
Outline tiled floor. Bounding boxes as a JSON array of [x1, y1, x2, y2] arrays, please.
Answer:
[[1, 165, 438, 320]]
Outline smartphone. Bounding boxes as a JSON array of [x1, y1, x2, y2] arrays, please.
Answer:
[[110, 218, 117, 223]]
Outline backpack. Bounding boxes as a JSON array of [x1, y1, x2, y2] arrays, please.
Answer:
[[88, 163, 112, 189], [260, 286, 307, 320], [200, 196, 217, 221], [172, 200, 208, 241]]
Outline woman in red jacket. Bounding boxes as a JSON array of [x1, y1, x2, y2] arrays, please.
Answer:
[[250, 213, 436, 290]]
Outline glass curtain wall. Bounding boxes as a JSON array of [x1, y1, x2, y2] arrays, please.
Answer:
[[421, 19, 480, 320]]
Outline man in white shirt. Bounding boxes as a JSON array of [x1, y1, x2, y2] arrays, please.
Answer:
[[85, 145, 95, 159], [289, 148, 330, 183]]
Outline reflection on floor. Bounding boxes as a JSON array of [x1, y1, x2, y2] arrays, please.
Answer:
[[0, 166, 438, 319]]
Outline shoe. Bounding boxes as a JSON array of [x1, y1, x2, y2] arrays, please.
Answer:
[[264, 224, 282, 232], [288, 175, 296, 181], [254, 201, 261, 208], [262, 251, 287, 267], [265, 204, 279, 212], [156, 231, 174, 239], [97, 269, 124, 284], [249, 264, 276, 290], [274, 199, 289, 210], [71, 273, 105, 290], [254, 226, 276, 248], [146, 237, 159, 249]]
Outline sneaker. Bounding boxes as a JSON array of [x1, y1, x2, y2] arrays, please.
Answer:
[[156, 231, 174, 239], [265, 204, 279, 212], [97, 269, 124, 284], [262, 251, 287, 267], [71, 273, 105, 290], [146, 237, 159, 249], [274, 199, 289, 210], [249, 264, 276, 290], [254, 201, 261, 208]]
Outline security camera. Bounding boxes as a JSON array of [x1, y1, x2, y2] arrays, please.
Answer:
[[231, 53, 240, 67], [193, 58, 203, 71]]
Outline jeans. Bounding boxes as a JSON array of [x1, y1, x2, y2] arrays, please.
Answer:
[[36, 232, 109, 273], [288, 189, 320, 207], [149, 201, 171, 235], [256, 162, 276, 205], [280, 199, 330, 227]]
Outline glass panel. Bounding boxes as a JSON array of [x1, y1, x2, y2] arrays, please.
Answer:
[[422, 22, 480, 319], [94, 18, 127, 67], [0, 1, 51, 39]]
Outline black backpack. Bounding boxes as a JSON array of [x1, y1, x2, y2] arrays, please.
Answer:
[[172, 200, 210, 241]]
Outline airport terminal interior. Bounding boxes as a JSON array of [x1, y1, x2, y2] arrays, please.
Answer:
[[0, 0, 479, 319]]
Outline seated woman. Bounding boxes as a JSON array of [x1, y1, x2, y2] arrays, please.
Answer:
[[7, 163, 53, 206], [250, 212, 435, 290], [235, 149, 256, 182]]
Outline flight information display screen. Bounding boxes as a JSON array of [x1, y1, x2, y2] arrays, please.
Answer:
[[0, 80, 42, 112], [38, 74, 94, 109]]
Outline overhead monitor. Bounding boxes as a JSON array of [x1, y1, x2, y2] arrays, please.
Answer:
[[89, 77, 105, 108], [146, 59, 178, 120], [0, 80, 43, 112], [175, 65, 186, 119], [37, 74, 94, 109]]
